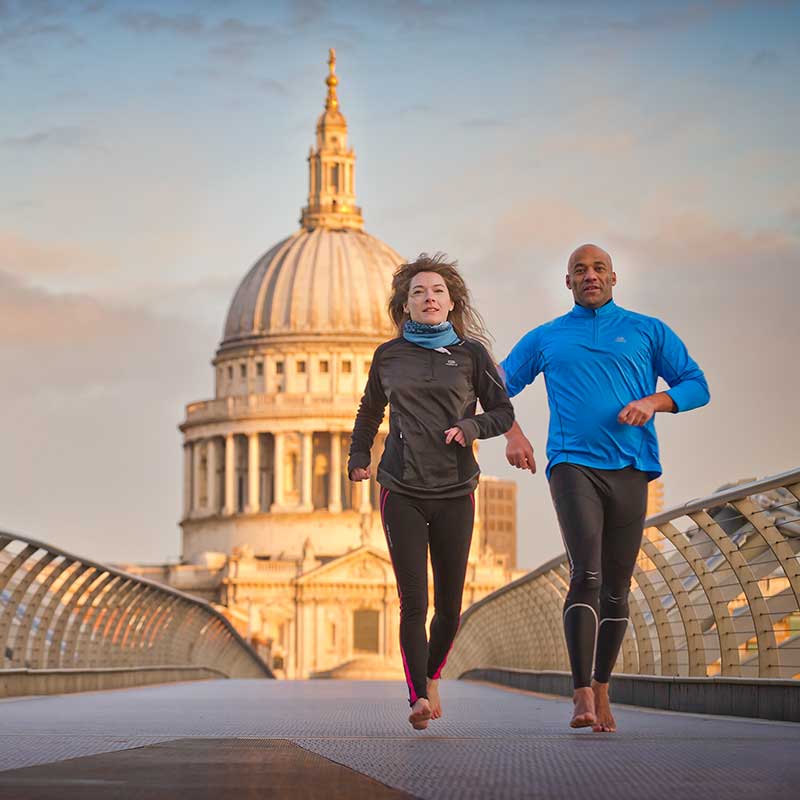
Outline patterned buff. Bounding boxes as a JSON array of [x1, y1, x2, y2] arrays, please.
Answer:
[[402, 319, 460, 349]]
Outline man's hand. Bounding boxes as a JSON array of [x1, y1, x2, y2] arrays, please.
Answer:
[[617, 397, 657, 426], [349, 466, 371, 481], [444, 426, 467, 447], [505, 422, 536, 473]]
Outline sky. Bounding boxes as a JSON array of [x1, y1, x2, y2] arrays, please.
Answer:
[[1, 0, 799, 569]]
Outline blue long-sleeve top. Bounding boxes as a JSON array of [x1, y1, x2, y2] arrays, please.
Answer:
[[500, 300, 710, 480]]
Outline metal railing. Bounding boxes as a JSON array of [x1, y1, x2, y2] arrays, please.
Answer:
[[443, 468, 800, 681], [0, 530, 272, 694]]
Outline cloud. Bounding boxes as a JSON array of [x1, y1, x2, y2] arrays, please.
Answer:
[[0, 230, 115, 277], [0, 271, 217, 562], [752, 49, 782, 68], [0, 1, 84, 48], [1, 126, 99, 151]]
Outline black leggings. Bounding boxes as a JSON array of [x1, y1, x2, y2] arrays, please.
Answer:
[[379, 488, 474, 706], [549, 463, 648, 689]]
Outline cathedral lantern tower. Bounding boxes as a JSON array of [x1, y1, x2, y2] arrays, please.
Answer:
[[301, 49, 363, 232]]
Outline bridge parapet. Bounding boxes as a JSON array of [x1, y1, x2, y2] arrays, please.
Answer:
[[0, 531, 272, 697], [444, 467, 800, 684]]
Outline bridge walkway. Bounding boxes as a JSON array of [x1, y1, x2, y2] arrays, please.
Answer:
[[0, 679, 798, 799]]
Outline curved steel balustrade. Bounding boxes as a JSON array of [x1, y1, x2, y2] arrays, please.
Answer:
[[0, 531, 272, 693], [444, 468, 800, 681]]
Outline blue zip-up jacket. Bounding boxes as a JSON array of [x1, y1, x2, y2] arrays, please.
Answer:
[[500, 300, 710, 480]]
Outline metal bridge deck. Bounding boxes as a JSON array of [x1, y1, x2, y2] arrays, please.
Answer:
[[0, 679, 797, 799]]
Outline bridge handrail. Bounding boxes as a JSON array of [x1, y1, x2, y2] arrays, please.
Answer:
[[0, 528, 273, 682], [446, 467, 800, 681]]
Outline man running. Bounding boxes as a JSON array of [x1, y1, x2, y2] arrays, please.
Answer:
[[499, 243, 709, 732]]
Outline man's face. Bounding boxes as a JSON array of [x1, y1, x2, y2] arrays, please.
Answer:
[[566, 245, 616, 309]]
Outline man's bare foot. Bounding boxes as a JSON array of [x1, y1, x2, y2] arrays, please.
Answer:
[[591, 680, 616, 732], [408, 698, 432, 730], [570, 686, 596, 728], [427, 678, 442, 719]]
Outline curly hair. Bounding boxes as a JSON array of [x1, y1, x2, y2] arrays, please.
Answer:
[[388, 252, 493, 351]]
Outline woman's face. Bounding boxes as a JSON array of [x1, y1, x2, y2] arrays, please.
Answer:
[[403, 271, 454, 325]]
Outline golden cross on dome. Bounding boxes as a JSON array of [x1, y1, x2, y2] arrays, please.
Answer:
[[325, 47, 339, 110]]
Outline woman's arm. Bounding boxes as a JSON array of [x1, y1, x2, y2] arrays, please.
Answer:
[[347, 349, 388, 479], [453, 342, 515, 445]]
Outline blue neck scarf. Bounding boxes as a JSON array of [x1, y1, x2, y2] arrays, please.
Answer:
[[403, 319, 460, 349]]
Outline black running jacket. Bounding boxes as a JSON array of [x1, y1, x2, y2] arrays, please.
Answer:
[[348, 337, 515, 499]]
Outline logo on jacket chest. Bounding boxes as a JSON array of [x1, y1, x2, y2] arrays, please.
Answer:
[[445, 359, 458, 367]]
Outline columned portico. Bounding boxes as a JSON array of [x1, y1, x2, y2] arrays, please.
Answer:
[[192, 442, 203, 517], [183, 443, 192, 518], [206, 437, 219, 514], [247, 433, 260, 514], [301, 432, 313, 511], [328, 432, 342, 512], [224, 433, 235, 515], [272, 432, 286, 510]]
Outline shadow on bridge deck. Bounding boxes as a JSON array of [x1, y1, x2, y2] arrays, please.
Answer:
[[0, 679, 798, 799]]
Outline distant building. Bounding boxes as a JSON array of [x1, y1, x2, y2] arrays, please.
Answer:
[[478, 477, 517, 568], [125, 51, 525, 679]]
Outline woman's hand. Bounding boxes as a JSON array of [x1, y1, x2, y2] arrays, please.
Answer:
[[349, 466, 371, 481], [444, 426, 467, 447]]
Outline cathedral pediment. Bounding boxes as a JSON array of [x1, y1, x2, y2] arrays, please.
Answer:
[[295, 545, 393, 585]]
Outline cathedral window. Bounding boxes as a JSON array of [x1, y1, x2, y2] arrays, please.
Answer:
[[353, 609, 380, 654], [341, 359, 352, 373], [227, 365, 233, 380], [319, 359, 329, 373], [240, 363, 247, 378], [297, 360, 307, 374], [275, 361, 284, 375], [256, 361, 263, 376]]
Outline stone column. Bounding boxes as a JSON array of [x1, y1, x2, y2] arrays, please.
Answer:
[[192, 439, 203, 516], [183, 442, 192, 519], [272, 432, 285, 510], [224, 433, 235, 515], [206, 437, 218, 514], [301, 431, 313, 510], [247, 432, 260, 514], [328, 432, 342, 512]]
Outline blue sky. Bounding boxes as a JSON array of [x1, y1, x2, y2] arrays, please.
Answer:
[[1, 0, 799, 567]]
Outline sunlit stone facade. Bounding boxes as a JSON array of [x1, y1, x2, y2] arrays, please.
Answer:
[[129, 51, 524, 679]]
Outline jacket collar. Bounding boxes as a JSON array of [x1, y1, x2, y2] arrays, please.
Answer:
[[570, 298, 619, 318]]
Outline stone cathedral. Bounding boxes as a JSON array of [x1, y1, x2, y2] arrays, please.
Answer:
[[126, 52, 523, 679]]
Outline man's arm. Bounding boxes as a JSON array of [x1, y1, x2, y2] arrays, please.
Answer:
[[618, 321, 710, 427], [617, 391, 675, 427], [504, 420, 537, 473], [496, 357, 537, 474]]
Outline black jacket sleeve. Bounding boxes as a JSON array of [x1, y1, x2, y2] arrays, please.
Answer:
[[347, 346, 388, 476], [455, 341, 515, 444]]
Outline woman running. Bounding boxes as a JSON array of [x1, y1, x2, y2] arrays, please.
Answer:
[[348, 253, 514, 730]]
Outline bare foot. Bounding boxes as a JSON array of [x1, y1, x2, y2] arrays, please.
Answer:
[[427, 678, 442, 719], [591, 680, 616, 732], [570, 686, 596, 728], [408, 698, 432, 730]]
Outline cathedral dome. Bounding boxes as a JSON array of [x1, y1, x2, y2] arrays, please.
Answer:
[[218, 48, 403, 353], [221, 227, 402, 348]]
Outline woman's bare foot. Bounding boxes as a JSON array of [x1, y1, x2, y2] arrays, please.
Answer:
[[427, 678, 442, 719], [408, 698, 432, 730], [570, 686, 596, 728], [591, 680, 616, 732]]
